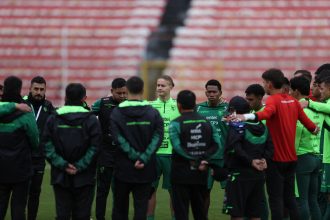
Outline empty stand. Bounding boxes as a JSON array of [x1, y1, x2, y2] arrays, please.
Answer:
[[0, 0, 165, 105], [164, 0, 330, 101]]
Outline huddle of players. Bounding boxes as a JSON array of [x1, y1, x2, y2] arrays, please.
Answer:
[[1, 62, 330, 220]]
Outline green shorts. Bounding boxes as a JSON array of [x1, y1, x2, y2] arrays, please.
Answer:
[[321, 163, 330, 193], [152, 155, 172, 190]]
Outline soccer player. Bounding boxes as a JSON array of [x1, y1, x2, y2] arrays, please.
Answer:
[[245, 84, 268, 220], [91, 78, 127, 220], [290, 76, 323, 220], [111, 76, 163, 220], [169, 90, 222, 220], [0, 76, 39, 220], [23, 76, 55, 220], [196, 79, 228, 214], [43, 83, 101, 220], [233, 68, 318, 220], [223, 96, 273, 220], [148, 75, 180, 220], [300, 70, 330, 219]]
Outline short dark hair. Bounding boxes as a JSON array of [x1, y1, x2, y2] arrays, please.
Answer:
[[294, 70, 312, 83], [111, 78, 126, 89], [262, 68, 285, 89], [315, 63, 330, 76], [126, 76, 144, 94], [2, 76, 23, 103], [205, 79, 221, 91], [31, 76, 46, 85], [0, 84, 3, 90], [65, 83, 86, 106], [316, 69, 330, 84], [245, 84, 265, 97], [158, 75, 175, 87], [290, 76, 310, 96], [177, 90, 196, 110]]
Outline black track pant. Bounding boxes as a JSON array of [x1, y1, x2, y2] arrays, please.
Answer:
[[28, 169, 44, 220], [266, 160, 299, 220], [95, 166, 113, 220], [0, 180, 29, 220], [112, 178, 152, 220], [172, 183, 208, 220], [53, 184, 95, 220]]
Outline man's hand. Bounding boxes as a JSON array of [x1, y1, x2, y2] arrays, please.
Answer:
[[312, 126, 320, 135], [222, 113, 245, 122], [198, 160, 208, 171], [65, 163, 77, 175], [135, 160, 145, 169], [15, 103, 31, 112], [252, 159, 266, 171], [300, 100, 309, 108]]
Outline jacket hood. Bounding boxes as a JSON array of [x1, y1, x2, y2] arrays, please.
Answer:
[[0, 110, 25, 123], [245, 121, 266, 137], [56, 105, 91, 126], [118, 100, 151, 118]]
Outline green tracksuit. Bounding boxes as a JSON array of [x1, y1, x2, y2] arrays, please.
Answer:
[[295, 99, 324, 220], [150, 98, 180, 189], [196, 101, 228, 189]]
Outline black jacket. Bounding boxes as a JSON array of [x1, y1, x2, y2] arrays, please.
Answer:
[[0, 108, 39, 183], [224, 121, 274, 176], [24, 95, 55, 168], [43, 106, 101, 188], [93, 96, 119, 167], [169, 112, 222, 185], [111, 100, 163, 183]]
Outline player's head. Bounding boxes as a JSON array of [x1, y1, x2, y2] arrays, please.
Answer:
[[245, 84, 265, 111], [293, 69, 312, 84], [205, 79, 222, 105], [228, 96, 250, 114], [289, 76, 310, 99], [2, 76, 23, 103], [317, 70, 330, 101], [30, 76, 47, 102], [156, 75, 174, 100], [177, 90, 196, 112], [261, 68, 285, 94], [281, 77, 290, 94], [126, 76, 144, 95], [65, 83, 87, 106], [111, 78, 127, 103]]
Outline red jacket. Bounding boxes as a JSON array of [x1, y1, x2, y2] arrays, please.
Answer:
[[256, 93, 316, 162]]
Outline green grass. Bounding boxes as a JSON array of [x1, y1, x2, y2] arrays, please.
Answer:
[[5, 166, 230, 220]]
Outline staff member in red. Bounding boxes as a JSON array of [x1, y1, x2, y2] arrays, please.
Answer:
[[233, 69, 318, 220]]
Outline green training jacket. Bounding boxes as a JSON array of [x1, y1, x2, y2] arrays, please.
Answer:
[[295, 99, 324, 156], [0, 102, 39, 182], [196, 101, 229, 148], [308, 99, 330, 163], [150, 98, 180, 155]]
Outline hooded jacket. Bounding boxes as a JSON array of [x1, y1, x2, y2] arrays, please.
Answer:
[[0, 102, 39, 183], [43, 106, 101, 188], [169, 112, 223, 185], [111, 100, 164, 183], [224, 121, 274, 172]]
